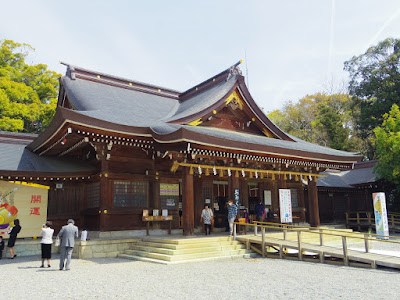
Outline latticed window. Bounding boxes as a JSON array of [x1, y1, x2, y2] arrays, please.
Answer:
[[290, 188, 299, 208], [113, 181, 148, 207], [87, 182, 100, 208]]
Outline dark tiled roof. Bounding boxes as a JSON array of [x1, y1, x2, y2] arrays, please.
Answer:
[[166, 75, 237, 122], [63, 76, 178, 128], [34, 62, 361, 164], [318, 163, 378, 188], [182, 125, 361, 159], [0, 140, 96, 173], [317, 171, 352, 188]]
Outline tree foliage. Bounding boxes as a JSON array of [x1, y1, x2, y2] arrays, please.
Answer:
[[374, 104, 400, 185], [344, 38, 400, 140], [0, 39, 60, 133], [268, 93, 362, 152]]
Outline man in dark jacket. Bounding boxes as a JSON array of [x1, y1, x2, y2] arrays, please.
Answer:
[[255, 200, 265, 222]]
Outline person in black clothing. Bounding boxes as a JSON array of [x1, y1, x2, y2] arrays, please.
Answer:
[[255, 201, 265, 222], [7, 219, 21, 259], [0, 236, 4, 259]]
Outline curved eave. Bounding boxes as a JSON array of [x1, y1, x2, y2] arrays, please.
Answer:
[[236, 76, 294, 141], [168, 76, 294, 142], [27, 107, 153, 153], [0, 169, 97, 177], [151, 127, 362, 165], [168, 81, 239, 124]]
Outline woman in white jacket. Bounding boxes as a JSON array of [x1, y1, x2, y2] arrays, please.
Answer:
[[200, 205, 214, 235], [40, 221, 54, 268]]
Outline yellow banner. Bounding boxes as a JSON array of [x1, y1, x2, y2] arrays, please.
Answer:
[[0, 181, 48, 238]]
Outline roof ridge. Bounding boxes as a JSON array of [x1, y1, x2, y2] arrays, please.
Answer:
[[61, 62, 181, 97], [179, 60, 243, 101]]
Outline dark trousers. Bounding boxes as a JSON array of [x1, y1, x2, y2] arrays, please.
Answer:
[[0, 250, 2, 258], [205, 224, 211, 235]]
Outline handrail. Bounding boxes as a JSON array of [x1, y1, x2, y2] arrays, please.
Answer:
[[233, 221, 400, 266], [346, 211, 400, 230], [234, 222, 400, 244], [253, 221, 400, 240]]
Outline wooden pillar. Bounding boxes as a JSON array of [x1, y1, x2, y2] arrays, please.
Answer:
[[241, 179, 249, 208], [182, 168, 195, 236], [194, 176, 203, 227], [230, 176, 240, 201], [307, 179, 320, 227], [149, 179, 160, 229], [271, 180, 279, 216], [99, 156, 110, 231], [277, 176, 287, 189]]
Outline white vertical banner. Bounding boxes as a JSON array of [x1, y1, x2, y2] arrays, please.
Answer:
[[372, 192, 389, 238], [279, 189, 292, 223]]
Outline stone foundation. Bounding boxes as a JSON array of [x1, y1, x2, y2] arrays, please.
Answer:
[[0, 227, 229, 259], [0, 238, 138, 259]]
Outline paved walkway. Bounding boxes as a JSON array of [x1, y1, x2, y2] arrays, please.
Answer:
[[1, 254, 400, 299]]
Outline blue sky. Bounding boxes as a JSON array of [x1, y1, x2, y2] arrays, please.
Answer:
[[1, 0, 400, 112]]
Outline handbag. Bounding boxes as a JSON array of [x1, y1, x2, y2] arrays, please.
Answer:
[[55, 236, 60, 247]]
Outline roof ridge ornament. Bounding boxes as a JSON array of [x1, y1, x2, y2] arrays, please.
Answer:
[[226, 60, 243, 81]]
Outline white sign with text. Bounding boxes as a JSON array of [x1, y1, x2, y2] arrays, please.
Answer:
[[279, 189, 292, 223]]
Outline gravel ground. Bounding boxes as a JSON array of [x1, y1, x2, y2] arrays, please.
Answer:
[[1, 254, 400, 300]]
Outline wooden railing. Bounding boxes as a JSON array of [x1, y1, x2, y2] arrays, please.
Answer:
[[346, 211, 400, 230], [233, 221, 400, 266]]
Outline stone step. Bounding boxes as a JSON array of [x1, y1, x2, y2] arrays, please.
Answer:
[[137, 240, 243, 250], [131, 244, 246, 255], [142, 236, 234, 245], [123, 248, 254, 262], [118, 252, 257, 265]]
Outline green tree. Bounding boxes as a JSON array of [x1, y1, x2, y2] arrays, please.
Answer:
[[374, 104, 400, 185], [268, 93, 361, 152], [0, 39, 60, 133], [373, 104, 400, 211], [344, 38, 400, 144]]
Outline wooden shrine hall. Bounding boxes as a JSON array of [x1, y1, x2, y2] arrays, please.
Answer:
[[0, 61, 362, 235]]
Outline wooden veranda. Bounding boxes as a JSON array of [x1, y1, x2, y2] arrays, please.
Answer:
[[346, 211, 400, 231], [233, 222, 400, 270]]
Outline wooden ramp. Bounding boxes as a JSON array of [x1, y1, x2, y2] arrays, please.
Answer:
[[236, 234, 400, 270]]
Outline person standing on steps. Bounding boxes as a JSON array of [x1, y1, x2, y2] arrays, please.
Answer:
[[200, 205, 214, 235], [57, 219, 78, 271], [227, 200, 238, 237]]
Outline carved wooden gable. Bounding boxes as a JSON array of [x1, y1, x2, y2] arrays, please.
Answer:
[[197, 89, 276, 138]]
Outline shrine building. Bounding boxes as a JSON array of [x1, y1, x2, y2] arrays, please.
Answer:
[[0, 61, 363, 235]]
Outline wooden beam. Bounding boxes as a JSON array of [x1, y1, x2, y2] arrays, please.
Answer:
[[182, 168, 195, 235]]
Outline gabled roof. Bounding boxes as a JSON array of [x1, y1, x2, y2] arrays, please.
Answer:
[[318, 161, 378, 188], [28, 61, 363, 167], [0, 132, 95, 174]]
